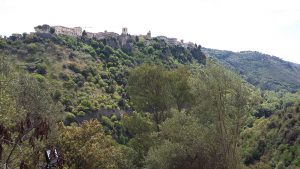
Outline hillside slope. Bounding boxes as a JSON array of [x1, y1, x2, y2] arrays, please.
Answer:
[[0, 30, 206, 118], [242, 100, 300, 168], [203, 48, 300, 92], [2, 27, 300, 168]]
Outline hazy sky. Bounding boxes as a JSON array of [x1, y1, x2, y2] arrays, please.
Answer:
[[1, 0, 300, 63]]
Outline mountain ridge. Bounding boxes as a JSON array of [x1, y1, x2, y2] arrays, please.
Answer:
[[203, 48, 300, 92]]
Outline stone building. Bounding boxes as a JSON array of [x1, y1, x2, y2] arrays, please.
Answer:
[[86, 32, 95, 39], [81, 30, 119, 40], [168, 38, 178, 45], [146, 31, 151, 38], [156, 36, 179, 46], [32, 25, 198, 49], [53, 26, 82, 37], [121, 27, 128, 35], [94, 32, 119, 40]]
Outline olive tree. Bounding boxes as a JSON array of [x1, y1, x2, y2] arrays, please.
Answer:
[[0, 57, 63, 168]]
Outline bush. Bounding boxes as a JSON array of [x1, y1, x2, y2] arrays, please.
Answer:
[[98, 79, 107, 87], [77, 111, 86, 117], [102, 116, 114, 129], [58, 72, 69, 81], [52, 90, 62, 101], [31, 73, 46, 82], [66, 112, 76, 120], [63, 80, 76, 89], [26, 43, 39, 53], [111, 114, 117, 121], [147, 46, 154, 54], [109, 67, 117, 74], [105, 85, 116, 93], [80, 99, 92, 108], [102, 46, 114, 57], [73, 73, 85, 87], [0, 39, 6, 49], [68, 62, 81, 73], [36, 64, 47, 75], [82, 44, 96, 56]]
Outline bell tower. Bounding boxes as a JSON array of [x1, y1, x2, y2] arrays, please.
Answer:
[[147, 31, 151, 38], [122, 27, 128, 35]]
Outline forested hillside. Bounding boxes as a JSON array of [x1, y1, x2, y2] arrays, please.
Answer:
[[203, 48, 300, 92], [0, 29, 300, 169], [0, 31, 205, 120]]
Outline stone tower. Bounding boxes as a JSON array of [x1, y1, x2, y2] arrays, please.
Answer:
[[147, 31, 151, 38], [122, 27, 128, 35]]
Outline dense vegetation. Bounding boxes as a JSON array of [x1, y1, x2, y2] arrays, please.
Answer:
[[1, 30, 300, 169], [203, 48, 300, 92], [241, 91, 300, 169]]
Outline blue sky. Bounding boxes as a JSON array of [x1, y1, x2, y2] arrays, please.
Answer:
[[1, 0, 300, 63]]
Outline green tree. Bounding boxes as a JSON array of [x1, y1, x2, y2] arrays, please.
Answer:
[[122, 112, 155, 167], [127, 64, 172, 130], [57, 120, 126, 169], [145, 111, 207, 169], [191, 62, 257, 169], [167, 66, 192, 112]]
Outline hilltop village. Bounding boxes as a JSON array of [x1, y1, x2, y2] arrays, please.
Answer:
[[32, 24, 196, 48]]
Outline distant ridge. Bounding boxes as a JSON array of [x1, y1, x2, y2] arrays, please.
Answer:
[[203, 48, 300, 92]]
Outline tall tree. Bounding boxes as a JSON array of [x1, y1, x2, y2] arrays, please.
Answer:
[[122, 112, 155, 167], [145, 111, 208, 169], [167, 66, 192, 112], [127, 64, 172, 130], [191, 62, 257, 169]]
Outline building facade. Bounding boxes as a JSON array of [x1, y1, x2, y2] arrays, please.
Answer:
[[53, 26, 82, 37]]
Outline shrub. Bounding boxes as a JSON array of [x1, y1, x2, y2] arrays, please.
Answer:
[[35, 64, 47, 75], [0, 39, 6, 49], [77, 111, 86, 117], [31, 73, 46, 82], [102, 116, 114, 129], [58, 72, 69, 81], [68, 62, 81, 73], [63, 80, 76, 90], [111, 114, 117, 121], [27, 43, 39, 53], [105, 85, 116, 94], [66, 112, 76, 120], [52, 90, 62, 101], [98, 79, 107, 87], [73, 73, 85, 87], [80, 99, 92, 108], [102, 46, 114, 57], [82, 44, 96, 56]]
